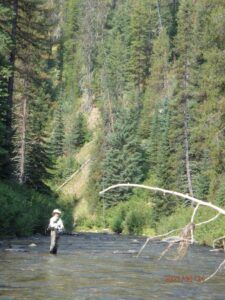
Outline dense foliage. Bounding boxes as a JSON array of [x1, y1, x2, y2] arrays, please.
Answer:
[[0, 180, 75, 237], [0, 0, 225, 237]]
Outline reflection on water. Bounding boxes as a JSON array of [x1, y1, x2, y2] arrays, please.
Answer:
[[0, 233, 225, 299]]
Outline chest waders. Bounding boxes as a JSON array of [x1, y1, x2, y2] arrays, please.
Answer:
[[50, 229, 59, 254]]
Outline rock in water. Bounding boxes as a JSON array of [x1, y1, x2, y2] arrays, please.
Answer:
[[29, 243, 37, 247], [131, 239, 140, 244]]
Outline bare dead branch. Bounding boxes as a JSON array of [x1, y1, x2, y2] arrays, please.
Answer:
[[56, 159, 91, 191], [136, 227, 184, 257], [99, 184, 225, 216], [191, 204, 200, 223], [158, 223, 195, 261], [196, 213, 220, 227], [158, 241, 177, 260], [203, 259, 225, 282], [190, 204, 200, 243]]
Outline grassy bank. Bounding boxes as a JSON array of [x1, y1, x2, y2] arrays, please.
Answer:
[[0, 181, 75, 237], [156, 205, 225, 247], [75, 189, 156, 236], [75, 192, 225, 247]]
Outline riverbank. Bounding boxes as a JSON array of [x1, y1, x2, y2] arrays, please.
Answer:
[[75, 203, 225, 248]]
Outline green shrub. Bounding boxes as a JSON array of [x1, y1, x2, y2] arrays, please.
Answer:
[[75, 214, 103, 230], [0, 181, 74, 237], [111, 213, 124, 233], [108, 203, 127, 233], [107, 197, 153, 235], [156, 204, 225, 246], [124, 210, 144, 235], [156, 205, 192, 235]]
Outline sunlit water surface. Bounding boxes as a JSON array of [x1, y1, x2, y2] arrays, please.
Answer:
[[0, 233, 225, 299]]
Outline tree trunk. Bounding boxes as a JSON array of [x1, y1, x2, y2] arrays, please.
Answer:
[[18, 90, 27, 184], [183, 56, 194, 199], [184, 102, 193, 197], [6, 0, 18, 138], [157, 0, 162, 30], [107, 91, 114, 131]]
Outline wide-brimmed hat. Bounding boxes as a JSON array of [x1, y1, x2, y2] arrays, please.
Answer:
[[52, 209, 62, 215]]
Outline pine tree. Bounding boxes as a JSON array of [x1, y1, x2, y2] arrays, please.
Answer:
[[101, 109, 145, 206], [0, 3, 14, 177], [51, 105, 64, 158], [193, 0, 225, 201], [129, 0, 153, 97], [8, 0, 56, 189], [25, 84, 53, 192], [94, 0, 132, 131], [69, 113, 86, 150], [172, 0, 197, 197], [151, 101, 175, 222], [140, 26, 170, 139], [5, 0, 18, 157], [63, 0, 81, 100]]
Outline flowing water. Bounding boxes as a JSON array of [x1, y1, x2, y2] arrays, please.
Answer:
[[0, 233, 225, 300]]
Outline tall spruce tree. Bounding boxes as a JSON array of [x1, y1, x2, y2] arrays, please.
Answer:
[[152, 101, 174, 222], [101, 109, 145, 206], [25, 84, 53, 192], [193, 0, 225, 201], [129, 0, 153, 98], [172, 0, 197, 197], [51, 105, 64, 158], [0, 2, 14, 177], [69, 113, 87, 151], [140, 26, 170, 139], [10, 0, 55, 189]]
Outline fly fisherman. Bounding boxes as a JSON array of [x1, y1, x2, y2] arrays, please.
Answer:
[[48, 209, 64, 254]]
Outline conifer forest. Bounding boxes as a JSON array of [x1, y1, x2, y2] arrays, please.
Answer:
[[0, 0, 225, 245]]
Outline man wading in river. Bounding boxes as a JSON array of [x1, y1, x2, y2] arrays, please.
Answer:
[[48, 209, 64, 254]]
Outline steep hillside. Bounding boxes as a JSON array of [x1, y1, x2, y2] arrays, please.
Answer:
[[60, 105, 101, 222]]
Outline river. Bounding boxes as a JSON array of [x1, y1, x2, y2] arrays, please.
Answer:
[[0, 233, 225, 299]]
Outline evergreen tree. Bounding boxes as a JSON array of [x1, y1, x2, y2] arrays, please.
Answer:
[[101, 109, 145, 206], [1, 0, 225, 233], [171, 0, 197, 197], [193, 0, 225, 201], [151, 101, 174, 222], [69, 113, 86, 150], [9, 0, 56, 188], [63, 0, 81, 100], [140, 26, 170, 139], [25, 84, 53, 192], [51, 105, 64, 158], [0, 3, 13, 177], [129, 0, 154, 97]]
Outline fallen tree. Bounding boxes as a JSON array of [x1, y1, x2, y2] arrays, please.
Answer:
[[56, 159, 91, 191], [99, 183, 225, 282]]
